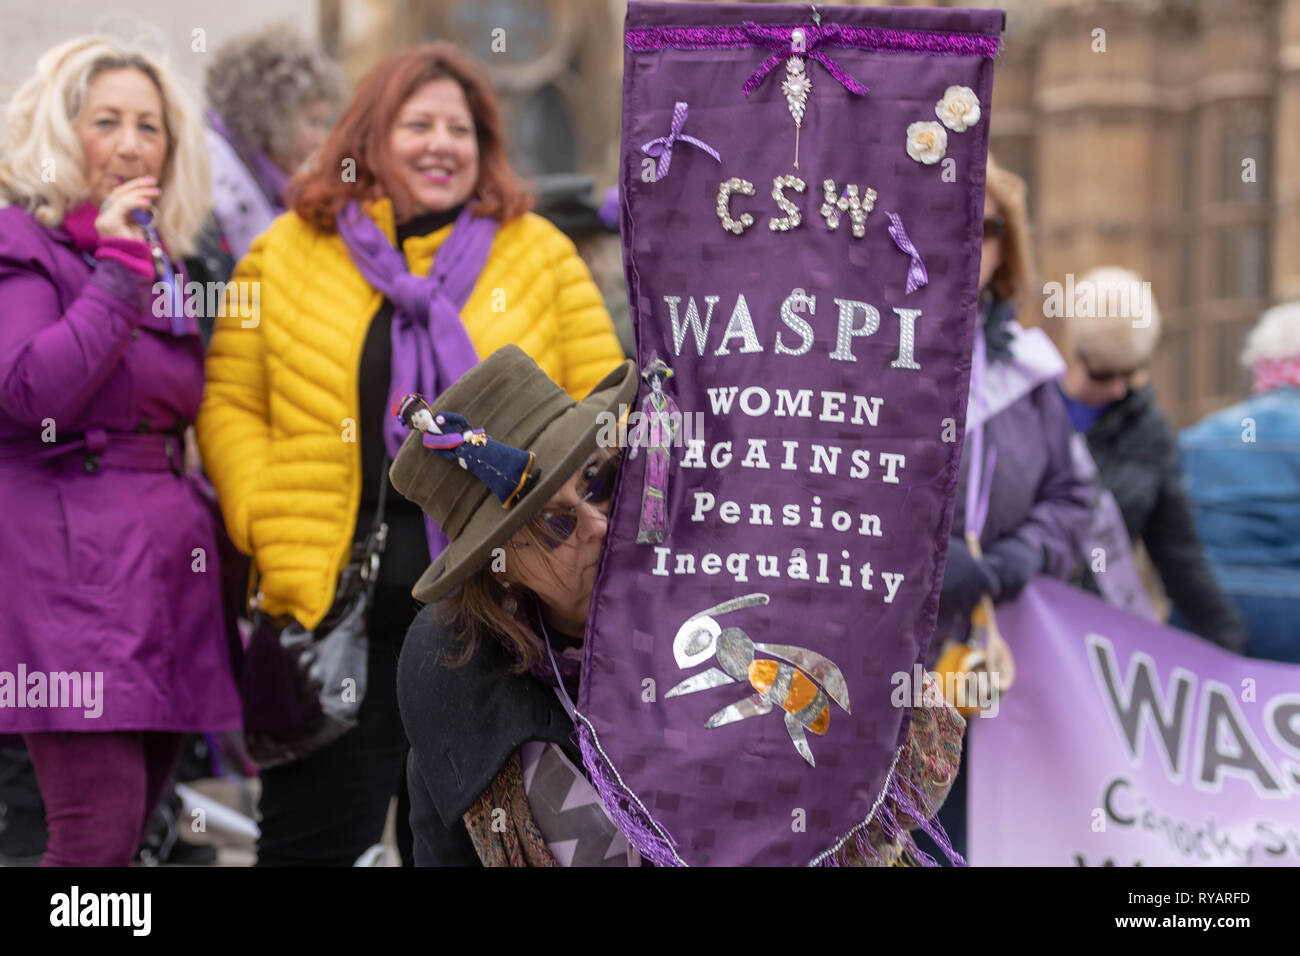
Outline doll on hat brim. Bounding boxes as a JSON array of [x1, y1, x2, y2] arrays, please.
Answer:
[[393, 393, 541, 509]]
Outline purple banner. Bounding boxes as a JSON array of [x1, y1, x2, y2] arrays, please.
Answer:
[[578, 2, 1001, 866], [970, 578, 1300, 866]]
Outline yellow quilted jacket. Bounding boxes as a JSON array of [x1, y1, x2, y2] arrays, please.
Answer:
[[197, 198, 625, 629]]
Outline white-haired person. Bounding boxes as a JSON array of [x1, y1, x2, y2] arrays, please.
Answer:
[[204, 25, 344, 262], [183, 28, 343, 346], [0, 35, 239, 865], [1056, 267, 1247, 651], [1179, 303, 1300, 662]]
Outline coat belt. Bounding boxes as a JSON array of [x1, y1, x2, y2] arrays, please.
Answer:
[[0, 426, 187, 474]]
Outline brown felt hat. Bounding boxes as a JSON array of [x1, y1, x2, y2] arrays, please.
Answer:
[[389, 344, 637, 603]]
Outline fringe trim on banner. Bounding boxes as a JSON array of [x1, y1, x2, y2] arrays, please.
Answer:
[[574, 709, 965, 867], [574, 717, 688, 867], [810, 735, 967, 867], [625, 23, 1001, 60]]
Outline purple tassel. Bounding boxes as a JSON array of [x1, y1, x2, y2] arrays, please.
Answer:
[[576, 723, 684, 867]]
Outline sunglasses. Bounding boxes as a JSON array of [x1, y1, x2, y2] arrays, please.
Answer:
[[530, 454, 622, 551], [1080, 354, 1146, 384], [983, 215, 1007, 240]]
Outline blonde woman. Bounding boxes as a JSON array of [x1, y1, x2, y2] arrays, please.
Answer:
[[0, 36, 238, 866]]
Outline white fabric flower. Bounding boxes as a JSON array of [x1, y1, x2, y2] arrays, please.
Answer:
[[906, 121, 948, 165], [936, 85, 981, 132]]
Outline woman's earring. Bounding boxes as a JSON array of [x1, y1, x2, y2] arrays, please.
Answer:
[[499, 577, 517, 615]]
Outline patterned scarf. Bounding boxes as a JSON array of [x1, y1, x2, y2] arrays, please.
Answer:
[[1254, 356, 1300, 394], [463, 752, 559, 867]]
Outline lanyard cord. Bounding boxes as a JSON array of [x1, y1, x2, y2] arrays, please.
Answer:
[[537, 608, 579, 722], [964, 321, 997, 542], [129, 208, 186, 336]]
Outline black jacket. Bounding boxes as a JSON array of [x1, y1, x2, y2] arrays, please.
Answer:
[[179, 212, 236, 348], [1082, 386, 1248, 651], [396, 606, 578, 866]]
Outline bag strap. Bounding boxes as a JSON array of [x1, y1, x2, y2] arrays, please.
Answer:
[[358, 454, 391, 586], [372, 453, 391, 538]]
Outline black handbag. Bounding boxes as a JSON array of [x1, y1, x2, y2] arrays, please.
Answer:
[[240, 457, 390, 769]]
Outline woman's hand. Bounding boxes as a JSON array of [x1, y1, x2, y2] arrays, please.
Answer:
[[940, 535, 1000, 611], [93, 176, 160, 241], [983, 534, 1042, 601]]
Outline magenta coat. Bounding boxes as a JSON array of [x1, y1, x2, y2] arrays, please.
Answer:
[[0, 205, 240, 733]]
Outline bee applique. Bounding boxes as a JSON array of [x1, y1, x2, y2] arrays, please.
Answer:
[[664, 593, 851, 767]]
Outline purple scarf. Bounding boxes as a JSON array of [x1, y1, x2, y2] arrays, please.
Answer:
[[336, 199, 498, 559], [207, 110, 288, 212]]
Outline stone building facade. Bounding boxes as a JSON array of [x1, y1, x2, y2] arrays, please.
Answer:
[[991, 0, 1298, 425]]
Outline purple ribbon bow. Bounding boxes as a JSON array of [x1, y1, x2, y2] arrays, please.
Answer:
[[740, 21, 870, 97], [886, 211, 929, 295], [641, 101, 722, 181], [336, 199, 498, 559]]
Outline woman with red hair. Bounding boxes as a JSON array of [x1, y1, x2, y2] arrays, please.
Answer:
[[198, 43, 624, 866]]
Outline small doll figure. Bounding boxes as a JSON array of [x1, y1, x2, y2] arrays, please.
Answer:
[[628, 354, 680, 544], [395, 394, 540, 509]]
